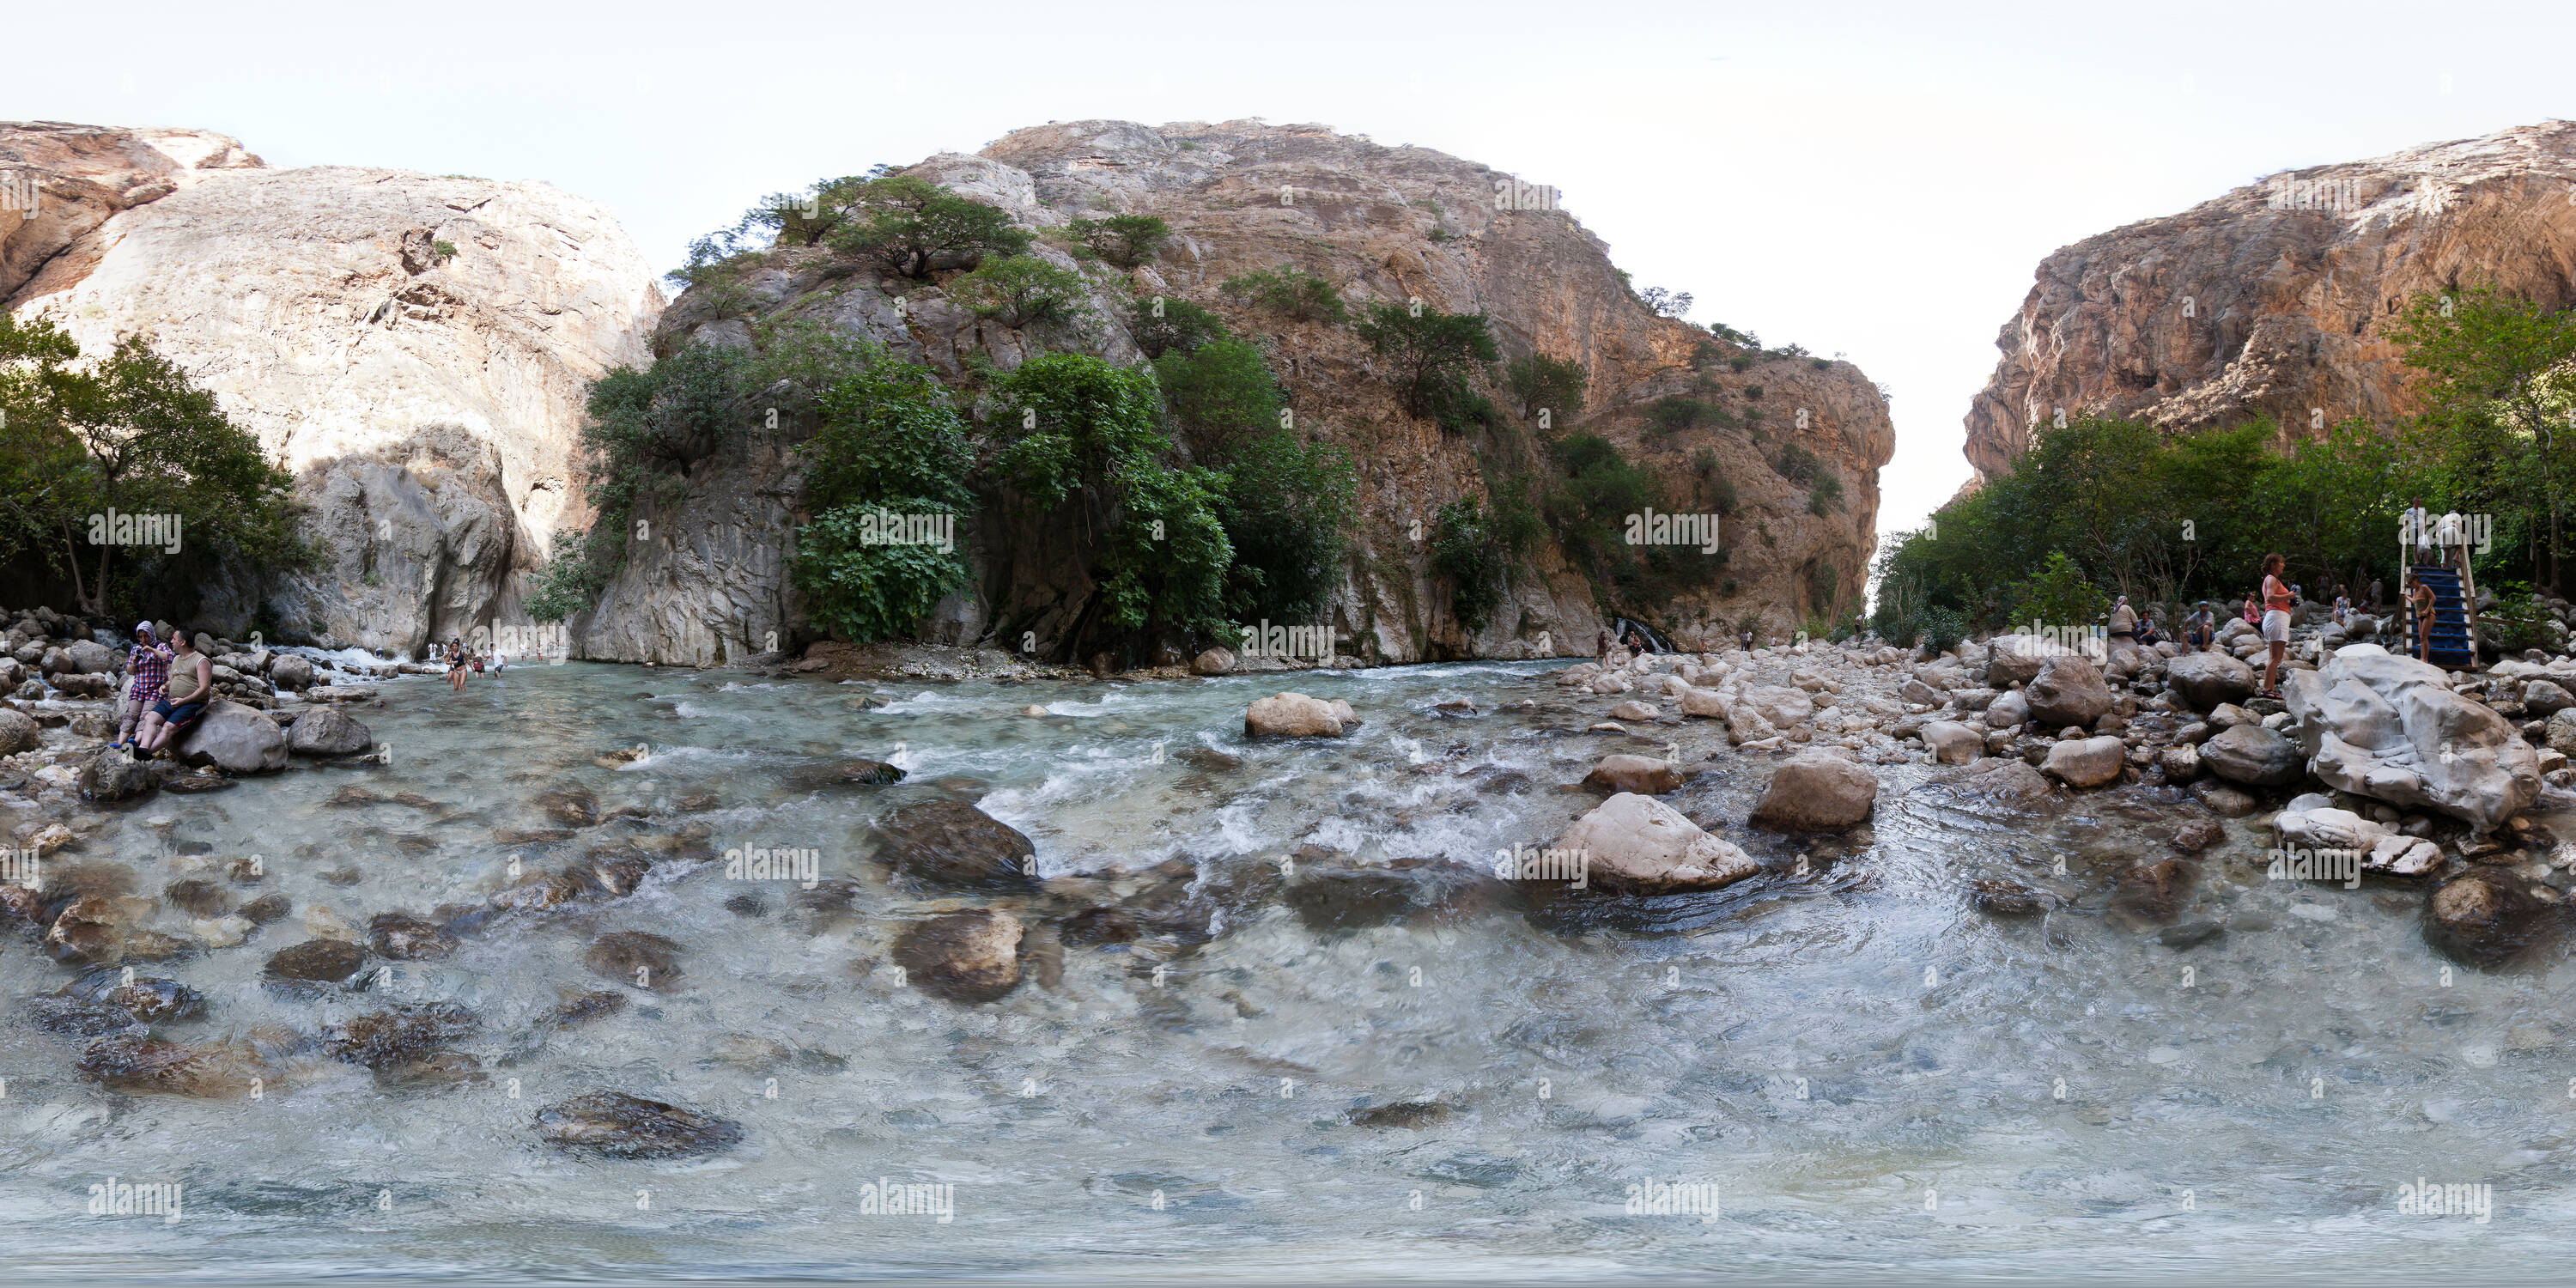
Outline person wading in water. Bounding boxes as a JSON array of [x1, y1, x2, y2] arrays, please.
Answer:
[[2258, 555, 2295, 698]]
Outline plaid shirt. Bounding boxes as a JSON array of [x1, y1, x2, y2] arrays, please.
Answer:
[[126, 644, 168, 704]]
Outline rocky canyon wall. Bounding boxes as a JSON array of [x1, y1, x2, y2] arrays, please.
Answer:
[[1965, 120, 2576, 484], [0, 121, 664, 653]]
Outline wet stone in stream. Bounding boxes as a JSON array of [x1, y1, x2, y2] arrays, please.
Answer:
[[262, 939, 368, 994], [326, 1002, 479, 1067], [368, 913, 458, 960], [534, 1091, 743, 1158], [585, 931, 683, 988], [892, 909, 1023, 1004], [873, 799, 1039, 892]]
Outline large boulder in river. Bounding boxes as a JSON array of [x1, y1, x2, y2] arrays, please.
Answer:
[[288, 705, 374, 756], [1554, 793, 1762, 892], [1245, 691, 1346, 738], [1985, 690, 2030, 729], [2042, 735, 2127, 788], [1920, 720, 1983, 764], [892, 908, 1024, 1003], [1582, 754, 1680, 795], [1190, 647, 1236, 676], [2270, 806, 2442, 877], [64, 640, 118, 675], [2422, 871, 2550, 967], [2199, 723, 2303, 787], [873, 799, 1039, 891], [1748, 751, 1877, 831], [0, 707, 38, 754], [174, 702, 287, 774], [1738, 684, 1815, 728], [2523, 679, 2575, 717], [2165, 651, 2256, 711], [1985, 635, 2050, 686], [2283, 643, 2540, 832], [2025, 654, 2111, 728], [267, 654, 314, 690]]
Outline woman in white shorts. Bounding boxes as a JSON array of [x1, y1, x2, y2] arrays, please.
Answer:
[[2258, 553, 2294, 697]]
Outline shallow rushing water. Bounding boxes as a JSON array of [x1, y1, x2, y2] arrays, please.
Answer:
[[5, 658, 2576, 1282]]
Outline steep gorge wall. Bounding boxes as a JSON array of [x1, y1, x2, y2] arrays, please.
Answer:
[[0, 121, 664, 652], [598, 118, 1893, 665], [1965, 120, 2576, 484]]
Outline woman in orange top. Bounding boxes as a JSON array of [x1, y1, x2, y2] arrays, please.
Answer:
[[2258, 553, 2294, 697]]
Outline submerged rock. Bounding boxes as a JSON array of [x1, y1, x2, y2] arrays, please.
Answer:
[[78, 751, 162, 802], [2111, 858, 2194, 926], [873, 799, 1039, 892], [1555, 793, 1762, 892], [368, 913, 459, 960], [327, 1002, 478, 1066], [532, 787, 600, 828], [262, 939, 368, 993], [585, 931, 683, 988], [1749, 751, 1878, 830], [2423, 871, 2552, 967], [1920, 720, 1983, 764], [1060, 906, 1140, 944], [534, 1091, 743, 1158], [892, 908, 1024, 1004]]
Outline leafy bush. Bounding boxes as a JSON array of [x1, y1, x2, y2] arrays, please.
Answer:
[[1771, 442, 1821, 486], [1812, 357, 1835, 371], [1743, 384, 1765, 399], [1807, 471, 1844, 516], [1216, 430, 1358, 624], [1708, 322, 1754, 346], [1503, 353, 1588, 423], [736, 172, 884, 247], [579, 343, 755, 565], [791, 359, 977, 641], [1432, 497, 1507, 633], [945, 255, 1091, 328], [1807, 561, 1840, 616], [993, 354, 1232, 636], [1155, 337, 1280, 456], [1356, 302, 1498, 422], [1219, 267, 1347, 325], [1425, 376, 1498, 434], [824, 174, 1031, 278], [1637, 287, 1693, 318], [1920, 605, 1966, 653], [1646, 397, 1708, 435], [1066, 214, 1170, 268], [525, 530, 610, 623], [1130, 295, 1230, 359], [1728, 355, 1754, 372], [2002, 550, 2109, 628]]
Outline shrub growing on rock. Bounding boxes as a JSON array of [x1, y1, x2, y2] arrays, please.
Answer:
[[1219, 267, 1347, 325], [1065, 214, 1170, 269], [945, 255, 1091, 329]]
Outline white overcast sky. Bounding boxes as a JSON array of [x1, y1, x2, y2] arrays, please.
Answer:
[[8, 0, 2573, 548]]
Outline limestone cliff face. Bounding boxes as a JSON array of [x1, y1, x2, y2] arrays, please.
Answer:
[[0, 122, 663, 652], [611, 118, 1892, 664], [1965, 119, 2576, 483]]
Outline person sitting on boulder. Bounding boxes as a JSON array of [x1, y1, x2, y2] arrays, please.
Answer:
[[2135, 612, 2160, 647], [112, 621, 170, 751], [131, 629, 211, 762], [2181, 605, 2214, 653], [2332, 590, 2350, 627]]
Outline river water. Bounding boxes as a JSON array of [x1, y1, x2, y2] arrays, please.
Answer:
[[3, 658, 2573, 1282]]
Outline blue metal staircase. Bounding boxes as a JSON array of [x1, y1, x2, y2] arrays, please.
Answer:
[[2406, 562, 2476, 668]]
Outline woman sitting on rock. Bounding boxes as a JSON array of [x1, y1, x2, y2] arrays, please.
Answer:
[[131, 630, 211, 762], [111, 621, 169, 752]]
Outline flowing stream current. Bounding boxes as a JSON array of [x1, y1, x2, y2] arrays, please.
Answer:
[[5, 658, 2576, 1282]]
